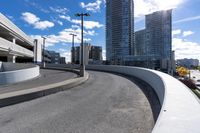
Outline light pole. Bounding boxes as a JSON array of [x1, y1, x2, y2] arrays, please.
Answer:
[[69, 33, 77, 64], [75, 13, 90, 77], [41, 36, 46, 68]]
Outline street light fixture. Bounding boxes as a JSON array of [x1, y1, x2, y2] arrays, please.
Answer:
[[69, 33, 77, 64], [75, 13, 90, 77], [41, 36, 46, 68]]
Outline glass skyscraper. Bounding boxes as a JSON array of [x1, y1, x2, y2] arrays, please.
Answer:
[[145, 10, 172, 69], [106, 0, 134, 64]]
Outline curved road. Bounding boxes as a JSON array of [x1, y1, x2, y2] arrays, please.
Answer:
[[0, 71, 160, 133]]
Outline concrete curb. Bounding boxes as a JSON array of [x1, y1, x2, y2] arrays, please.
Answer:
[[0, 72, 89, 107]]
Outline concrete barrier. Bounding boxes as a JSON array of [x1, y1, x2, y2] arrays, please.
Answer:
[[86, 65, 200, 133], [0, 63, 40, 85], [0, 62, 2, 72]]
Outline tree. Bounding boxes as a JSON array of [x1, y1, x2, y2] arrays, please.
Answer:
[[176, 67, 189, 77]]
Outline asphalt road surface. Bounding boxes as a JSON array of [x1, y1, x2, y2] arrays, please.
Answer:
[[0, 69, 77, 94], [0, 71, 160, 133]]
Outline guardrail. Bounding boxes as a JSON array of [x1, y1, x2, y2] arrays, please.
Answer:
[[86, 65, 200, 133], [0, 63, 39, 85]]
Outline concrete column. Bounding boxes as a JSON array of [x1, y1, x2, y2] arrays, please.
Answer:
[[7, 55, 16, 63], [12, 38, 16, 44]]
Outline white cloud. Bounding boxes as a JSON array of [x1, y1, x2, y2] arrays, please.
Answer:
[[80, 0, 105, 12], [59, 15, 103, 29], [135, 0, 183, 17], [183, 31, 194, 37], [59, 15, 71, 21], [22, 12, 54, 30], [50, 7, 68, 14], [57, 21, 63, 26], [30, 26, 93, 48], [59, 48, 66, 52], [24, 0, 49, 13], [173, 38, 200, 60], [172, 29, 182, 37], [174, 15, 200, 24], [30, 35, 55, 47]]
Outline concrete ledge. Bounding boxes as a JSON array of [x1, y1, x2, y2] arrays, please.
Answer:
[[0, 71, 89, 107], [0, 62, 2, 72], [86, 65, 200, 133], [0, 63, 40, 85]]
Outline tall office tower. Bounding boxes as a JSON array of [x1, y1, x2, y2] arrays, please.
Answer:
[[145, 10, 172, 70], [106, 0, 134, 64], [135, 29, 146, 56], [89, 46, 102, 61]]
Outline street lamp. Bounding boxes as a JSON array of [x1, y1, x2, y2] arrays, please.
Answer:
[[69, 33, 77, 64], [75, 13, 90, 77], [41, 36, 46, 68]]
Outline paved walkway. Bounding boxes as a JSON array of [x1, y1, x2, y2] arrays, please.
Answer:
[[0, 69, 77, 94]]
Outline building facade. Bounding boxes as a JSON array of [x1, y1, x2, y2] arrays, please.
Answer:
[[145, 10, 172, 70], [106, 0, 134, 64], [89, 46, 102, 61], [72, 44, 102, 65], [177, 58, 199, 68], [0, 13, 34, 63], [47, 51, 61, 64], [135, 29, 146, 56], [60, 57, 66, 64]]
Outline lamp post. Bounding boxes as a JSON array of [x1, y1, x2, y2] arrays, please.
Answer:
[[75, 13, 90, 77], [69, 33, 77, 64], [41, 36, 46, 68]]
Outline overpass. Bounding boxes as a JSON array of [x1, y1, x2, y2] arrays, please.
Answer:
[[0, 13, 34, 63], [0, 64, 200, 133]]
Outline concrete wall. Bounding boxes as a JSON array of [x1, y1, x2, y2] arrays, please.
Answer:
[[86, 65, 200, 133], [0, 63, 40, 85], [0, 37, 33, 57], [34, 39, 42, 63], [0, 61, 2, 72], [2, 63, 36, 71], [0, 13, 34, 45]]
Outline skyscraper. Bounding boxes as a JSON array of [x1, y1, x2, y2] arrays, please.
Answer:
[[106, 0, 134, 64], [145, 10, 172, 69], [135, 29, 146, 56]]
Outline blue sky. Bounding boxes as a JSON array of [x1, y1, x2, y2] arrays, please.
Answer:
[[1, 0, 200, 62]]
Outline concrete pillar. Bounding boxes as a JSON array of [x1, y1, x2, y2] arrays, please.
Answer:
[[12, 38, 16, 44], [7, 55, 16, 63]]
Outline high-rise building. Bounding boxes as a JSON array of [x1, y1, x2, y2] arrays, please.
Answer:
[[145, 10, 172, 70], [60, 57, 66, 64], [72, 44, 102, 65], [48, 51, 60, 64], [106, 0, 134, 64], [73, 43, 91, 65], [89, 46, 102, 61], [135, 29, 146, 56]]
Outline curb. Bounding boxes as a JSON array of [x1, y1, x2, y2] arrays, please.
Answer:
[[0, 72, 89, 107]]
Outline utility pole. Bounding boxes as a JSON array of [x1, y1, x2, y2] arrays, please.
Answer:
[[75, 13, 90, 77], [41, 36, 46, 68], [70, 33, 77, 64]]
